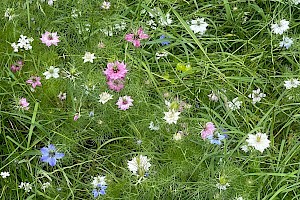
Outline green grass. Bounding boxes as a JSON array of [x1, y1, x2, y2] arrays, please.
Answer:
[[1, 0, 300, 199]]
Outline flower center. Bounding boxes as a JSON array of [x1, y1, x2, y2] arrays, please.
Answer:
[[49, 151, 55, 158], [256, 135, 261, 142], [113, 65, 119, 73], [48, 35, 53, 40]]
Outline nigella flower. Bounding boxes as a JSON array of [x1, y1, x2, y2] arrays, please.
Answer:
[[40, 31, 60, 47], [279, 36, 293, 49], [248, 88, 266, 104], [159, 35, 170, 46], [0, 171, 10, 178], [246, 132, 270, 153], [43, 66, 60, 79], [207, 133, 226, 145], [201, 122, 216, 139], [271, 19, 289, 35], [26, 76, 42, 89], [11, 60, 23, 72], [92, 186, 107, 197], [284, 78, 300, 89], [163, 109, 180, 124], [82, 52, 96, 63], [103, 61, 128, 80], [116, 96, 134, 110], [40, 144, 64, 166], [125, 28, 149, 47], [127, 155, 151, 177], [189, 18, 208, 35], [101, 1, 110, 9], [19, 98, 30, 110]]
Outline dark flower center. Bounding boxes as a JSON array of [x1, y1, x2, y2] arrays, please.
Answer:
[[49, 151, 55, 158], [48, 35, 53, 40]]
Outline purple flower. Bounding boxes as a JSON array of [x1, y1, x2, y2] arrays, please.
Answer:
[[92, 185, 107, 198], [159, 35, 170, 46], [207, 133, 226, 145], [40, 144, 64, 166]]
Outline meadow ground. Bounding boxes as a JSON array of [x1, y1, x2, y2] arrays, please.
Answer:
[[1, 0, 300, 199]]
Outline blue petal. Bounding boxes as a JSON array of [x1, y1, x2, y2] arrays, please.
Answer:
[[48, 157, 57, 166], [99, 189, 106, 195], [40, 147, 49, 156], [218, 134, 226, 140], [206, 135, 213, 140], [41, 155, 50, 162], [48, 144, 56, 151], [92, 189, 99, 198], [55, 153, 64, 159]]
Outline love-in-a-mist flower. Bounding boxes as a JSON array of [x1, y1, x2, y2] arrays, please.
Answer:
[[149, 121, 159, 131], [207, 133, 226, 145], [246, 132, 270, 153], [228, 97, 242, 110], [19, 182, 32, 192], [73, 113, 80, 121], [173, 131, 184, 141], [82, 52, 96, 63], [248, 88, 266, 104], [116, 96, 134, 110], [107, 78, 124, 92], [201, 122, 216, 139], [11, 60, 23, 72], [125, 28, 149, 47], [189, 18, 208, 35], [216, 176, 230, 190], [163, 109, 180, 124], [279, 36, 293, 49], [91, 175, 107, 198], [41, 182, 51, 191], [284, 78, 300, 89], [271, 19, 289, 35], [40, 144, 64, 166], [208, 91, 219, 102], [103, 61, 128, 80], [240, 145, 249, 153], [57, 92, 67, 101], [0, 171, 10, 178], [101, 1, 110, 9], [159, 35, 170, 46], [128, 155, 151, 176], [40, 31, 60, 47], [292, 0, 300, 5], [43, 66, 60, 79], [19, 98, 30, 110], [26, 76, 42, 89], [99, 92, 113, 104], [159, 13, 172, 26]]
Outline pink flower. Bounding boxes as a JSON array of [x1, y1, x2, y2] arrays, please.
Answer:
[[103, 61, 128, 80], [40, 31, 60, 47], [19, 98, 29, 110], [73, 113, 80, 121], [26, 76, 42, 89], [116, 96, 133, 110], [10, 60, 24, 72], [125, 28, 149, 47], [201, 122, 216, 139], [107, 78, 124, 92]]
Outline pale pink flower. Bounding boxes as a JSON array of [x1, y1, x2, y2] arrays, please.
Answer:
[[125, 28, 149, 47], [40, 31, 60, 47], [26, 76, 42, 89], [103, 61, 128, 80], [73, 113, 80, 121], [19, 98, 29, 110], [11, 60, 23, 72], [201, 122, 216, 139], [107, 78, 124, 92], [116, 96, 133, 110]]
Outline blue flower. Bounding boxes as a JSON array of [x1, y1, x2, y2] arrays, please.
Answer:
[[92, 185, 107, 198], [159, 35, 170, 46], [207, 133, 226, 145], [40, 144, 64, 166]]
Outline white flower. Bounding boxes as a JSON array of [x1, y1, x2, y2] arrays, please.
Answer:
[[236, 197, 244, 200], [163, 109, 180, 124], [114, 22, 126, 31], [127, 155, 151, 176], [92, 175, 106, 188], [41, 182, 51, 190], [159, 13, 172, 26], [208, 91, 218, 102], [101, 28, 113, 36], [11, 42, 19, 52], [292, 0, 300, 5], [228, 97, 242, 110], [271, 19, 289, 35], [0, 171, 10, 178], [82, 52, 96, 63], [19, 182, 32, 192], [248, 88, 266, 104], [216, 182, 230, 190], [284, 78, 300, 89], [279, 36, 293, 49], [148, 8, 159, 18], [240, 145, 249, 153], [189, 18, 208, 35], [47, 0, 56, 6], [43, 66, 60, 79], [99, 92, 113, 104], [149, 121, 159, 131], [101, 1, 111, 9], [156, 51, 168, 59], [57, 92, 67, 100], [246, 132, 270, 153], [173, 131, 184, 141], [5, 8, 16, 20], [146, 19, 157, 30]]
